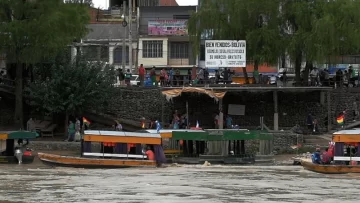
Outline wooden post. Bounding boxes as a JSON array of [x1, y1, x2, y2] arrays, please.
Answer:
[[259, 117, 264, 155], [320, 92, 325, 106], [161, 92, 164, 127], [273, 91, 278, 131], [327, 91, 331, 132], [218, 99, 227, 156]]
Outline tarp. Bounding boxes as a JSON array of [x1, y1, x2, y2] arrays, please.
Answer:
[[161, 87, 226, 101]]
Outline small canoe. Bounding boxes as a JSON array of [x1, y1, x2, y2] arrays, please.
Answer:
[[38, 152, 157, 169], [301, 159, 360, 174]]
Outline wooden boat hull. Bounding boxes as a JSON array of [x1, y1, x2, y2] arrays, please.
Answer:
[[0, 155, 35, 164], [38, 153, 157, 169], [301, 159, 360, 174]]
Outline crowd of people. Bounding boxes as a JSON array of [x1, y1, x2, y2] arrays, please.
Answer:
[[113, 64, 360, 88], [115, 65, 236, 87]]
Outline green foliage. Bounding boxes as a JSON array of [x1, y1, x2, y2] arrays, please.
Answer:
[[189, 0, 360, 72], [26, 55, 116, 116], [188, 0, 283, 66], [0, 0, 90, 63]]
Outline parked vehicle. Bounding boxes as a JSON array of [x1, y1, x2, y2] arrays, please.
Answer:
[[130, 75, 140, 86]]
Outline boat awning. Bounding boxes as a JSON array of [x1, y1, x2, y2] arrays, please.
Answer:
[[161, 87, 226, 101], [0, 131, 37, 140]]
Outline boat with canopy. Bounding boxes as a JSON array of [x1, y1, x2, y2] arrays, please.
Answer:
[[0, 131, 36, 164], [301, 129, 360, 174], [38, 130, 166, 168]]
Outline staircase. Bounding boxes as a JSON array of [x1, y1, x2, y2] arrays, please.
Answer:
[[303, 135, 331, 147], [0, 77, 15, 94]]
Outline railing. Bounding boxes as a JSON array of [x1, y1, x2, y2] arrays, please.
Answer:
[[114, 75, 350, 89], [0, 77, 15, 92]]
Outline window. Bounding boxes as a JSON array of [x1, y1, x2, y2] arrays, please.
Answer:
[[114, 46, 129, 64], [81, 45, 109, 62], [173, 15, 190, 20], [100, 46, 109, 62], [82, 46, 98, 61], [170, 42, 189, 59], [142, 40, 163, 58]]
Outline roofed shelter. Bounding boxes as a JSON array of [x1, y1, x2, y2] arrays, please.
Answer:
[[162, 86, 333, 155]]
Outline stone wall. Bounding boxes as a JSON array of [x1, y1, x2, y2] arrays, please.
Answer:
[[105, 87, 172, 124], [245, 132, 303, 154], [0, 98, 14, 128], [1, 87, 360, 131]]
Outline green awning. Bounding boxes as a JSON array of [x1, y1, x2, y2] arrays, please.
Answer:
[[172, 130, 272, 141], [7, 131, 37, 139], [172, 131, 208, 140]]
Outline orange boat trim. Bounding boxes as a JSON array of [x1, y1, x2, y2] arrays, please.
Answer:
[[38, 153, 157, 167], [301, 159, 360, 174], [160, 132, 172, 138], [164, 149, 181, 154], [332, 135, 360, 143], [0, 134, 8, 140], [84, 135, 161, 145]]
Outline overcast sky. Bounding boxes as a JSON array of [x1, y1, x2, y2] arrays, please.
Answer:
[[92, 0, 198, 8]]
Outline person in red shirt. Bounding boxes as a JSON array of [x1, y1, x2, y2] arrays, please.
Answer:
[[139, 64, 145, 86], [321, 148, 331, 164], [145, 146, 155, 161]]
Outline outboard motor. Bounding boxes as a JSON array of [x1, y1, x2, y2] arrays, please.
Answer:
[[14, 148, 23, 164]]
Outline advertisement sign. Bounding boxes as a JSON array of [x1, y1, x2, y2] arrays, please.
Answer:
[[205, 40, 246, 68], [148, 20, 188, 36]]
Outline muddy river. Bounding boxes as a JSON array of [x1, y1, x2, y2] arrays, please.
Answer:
[[0, 164, 359, 203]]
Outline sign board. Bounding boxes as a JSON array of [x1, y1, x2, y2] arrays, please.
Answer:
[[228, 104, 246, 116], [148, 20, 188, 36], [205, 40, 246, 68]]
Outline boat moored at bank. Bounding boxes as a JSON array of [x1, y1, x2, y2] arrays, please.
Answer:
[[38, 130, 166, 168]]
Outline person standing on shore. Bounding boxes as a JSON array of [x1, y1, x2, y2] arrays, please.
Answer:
[[74, 118, 81, 141], [65, 120, 75, 142], [139, 64, 145, 86]]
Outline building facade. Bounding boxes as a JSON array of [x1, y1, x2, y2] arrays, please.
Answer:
[[138, 6, 197, 69]]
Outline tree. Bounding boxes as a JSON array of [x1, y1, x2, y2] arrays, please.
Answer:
[[281, 0, 360, 84], [25, 55, 116, 128], [188, 0, 283, 83], [0, 0, 89, 128]]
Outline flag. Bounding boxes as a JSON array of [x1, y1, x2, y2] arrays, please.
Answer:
[[196, 120, 199, 128], [83, 117, 91, 125], [337, 115, 344, 125]]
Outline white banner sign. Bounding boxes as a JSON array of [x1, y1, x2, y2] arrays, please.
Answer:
[[205, 40, 246, 68], [228, 104, 246, 116]]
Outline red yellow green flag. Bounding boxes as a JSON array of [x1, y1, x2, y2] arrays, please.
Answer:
[[337, 115, 344, 125], [83, 117, 91, 125]]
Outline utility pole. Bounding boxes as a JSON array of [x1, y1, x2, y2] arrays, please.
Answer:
[[128, 0, 133, 73], [122, 2, 127, 72]]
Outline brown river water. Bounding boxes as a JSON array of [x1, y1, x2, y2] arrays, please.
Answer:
[[0, 161, 359, 203]]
